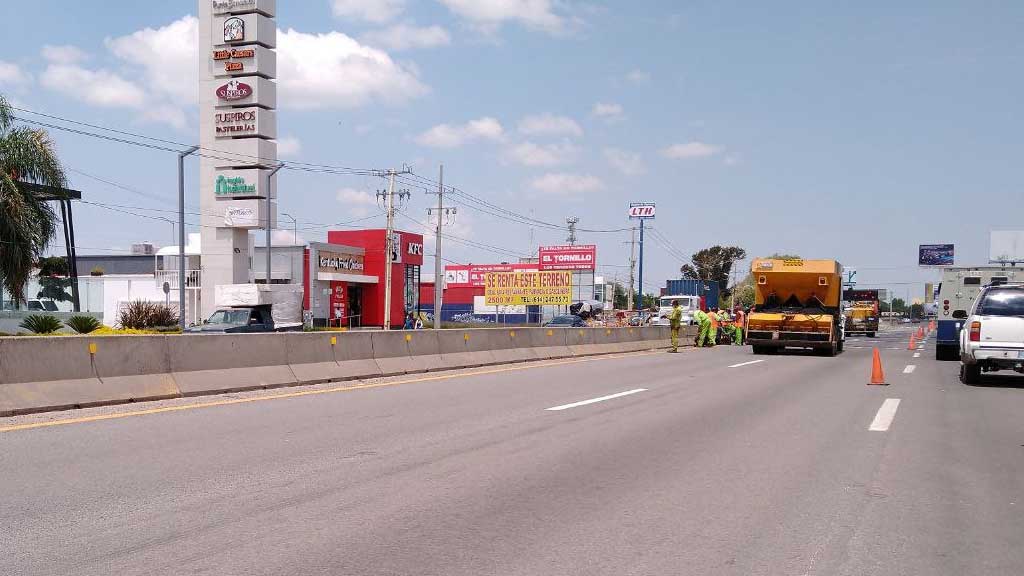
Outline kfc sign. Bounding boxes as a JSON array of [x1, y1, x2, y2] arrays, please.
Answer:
[[216, 79, 252, 101], [538, 244, 597, 271], [408, 242, 424, 256]]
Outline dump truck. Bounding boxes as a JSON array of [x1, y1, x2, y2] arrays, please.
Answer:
[[843, 289, 880, 337], [746, 258, 844, 356]]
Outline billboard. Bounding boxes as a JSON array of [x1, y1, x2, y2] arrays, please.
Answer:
[[919, 244, 954, 266], [444, 264, 537, 288], [538, 244, 596, 270], [990, 231, 1024, 263], [484, 271, 572, 306], [628, 202, 656, 219]]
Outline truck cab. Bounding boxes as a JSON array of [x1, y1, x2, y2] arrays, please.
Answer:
[[651, 295, 701, 326]]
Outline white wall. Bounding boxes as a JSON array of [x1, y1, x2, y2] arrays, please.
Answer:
[[101, 275, 171, 327]]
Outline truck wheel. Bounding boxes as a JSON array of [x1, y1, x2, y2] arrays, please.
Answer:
[[837, 338, 844, 353], [752, 346, 766, 355], [960, 363, 981, 385], [867, 332, 876, 338]]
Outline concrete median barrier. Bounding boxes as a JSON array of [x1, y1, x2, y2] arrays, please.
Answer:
[[437, 330, 497, 369], [286, 332, 380, 384], [527, 328, 572, 360], [486, 329, 538, 364], [567, 328, 601, 356], [0, 336, 180, 416], [371, 331, 445, 375], [168, 333, 297, 396]]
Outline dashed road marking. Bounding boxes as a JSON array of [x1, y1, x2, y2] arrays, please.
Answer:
[[869, 398, 901, 432], [728, 360, 765, 368], [903, 364, 916, 374], [546, 388, 648, 411], [913, 353, 921, 358]]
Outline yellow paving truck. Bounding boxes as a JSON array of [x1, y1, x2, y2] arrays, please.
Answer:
[[842, 289, 880, 337], [746, 259, 844, 356]]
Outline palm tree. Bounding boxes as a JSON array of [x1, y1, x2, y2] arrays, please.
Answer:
[[0, 94, 66, 303]]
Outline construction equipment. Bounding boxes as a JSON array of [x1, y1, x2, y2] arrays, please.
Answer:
[[843, 289, 880, 337], [746, 258, 844, 356]]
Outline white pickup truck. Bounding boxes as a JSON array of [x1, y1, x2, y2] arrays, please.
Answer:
[[959, 283, 1024, 384]]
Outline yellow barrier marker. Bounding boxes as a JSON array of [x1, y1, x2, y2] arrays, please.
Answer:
[[330, 336, 337, 346], [405, 334, 412, 342], [578, 330, 584, 338], [629, 329, 634, 334], [464, 333, 470, 341], [547, 330, 553, 337], [606, 329, 612, 335], [88, 342, 97, 355], [509, 331, 516, 338]]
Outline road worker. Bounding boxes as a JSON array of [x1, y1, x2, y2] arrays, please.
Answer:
[[668, 300, 683, 353], [707, 307, 720, 345], [694, 308, 713, 347], [733, 307, 745, 345]]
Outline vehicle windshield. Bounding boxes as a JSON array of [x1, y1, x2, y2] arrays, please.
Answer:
[[549, 316, 577, 325], [977, 288, 1024, 316], [207, 310, 252, 325]]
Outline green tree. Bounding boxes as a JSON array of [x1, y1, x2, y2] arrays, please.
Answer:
[[36, 256, 72, 303], [0, 94, 65, 302], [612, 282, 630, 309], [680, 245, 747, 298]]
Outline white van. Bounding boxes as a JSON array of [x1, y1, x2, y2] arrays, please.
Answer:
[[651, 295, 701, 326]]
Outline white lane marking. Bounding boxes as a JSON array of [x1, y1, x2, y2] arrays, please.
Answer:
[[903, 365, 916, 374], [869, 398, 902, 432], [546, 388, 648, 411], [728, 359, 765, 368], [913, 353, 921, 358]]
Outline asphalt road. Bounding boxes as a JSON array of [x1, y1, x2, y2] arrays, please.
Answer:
[[2, 325, 1022, 575]]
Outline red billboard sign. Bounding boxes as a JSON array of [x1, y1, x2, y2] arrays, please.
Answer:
[[444, 264, 537, 288], [538, 244, 597, 271]]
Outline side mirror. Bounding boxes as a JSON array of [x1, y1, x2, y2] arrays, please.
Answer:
[[951, 310, 968, 319]]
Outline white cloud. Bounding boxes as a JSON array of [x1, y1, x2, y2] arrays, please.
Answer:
[[277, 136, 302, 157], [603, 148, 645, 176], [104, 15, 198, 104], [591, 102, 623, 120], [517, 113, 582, 137], [0, 61, 30, 87], [506, 140, 578, 167], [661, 142, 722, 159], [277, 28, 428, 109], [361, 23, 451, 51], [625, 69, 650, 84], [336, 188, 379, 218], [529, 172, 605, 196], [40, 64, 147, 108], [332, 0, 405, 23], [41, 44, 89, 64], [414, 117, 504, 148], [438, 0, 568, 34], [272, 229, 306, 246]]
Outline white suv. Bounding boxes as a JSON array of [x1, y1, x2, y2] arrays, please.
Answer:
[[959, 283, 1024, 384]]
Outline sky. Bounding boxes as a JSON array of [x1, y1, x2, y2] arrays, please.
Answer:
[[1, 0, 1022, 300]]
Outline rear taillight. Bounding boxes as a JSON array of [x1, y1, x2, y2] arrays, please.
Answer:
[[969, 321, 981, 342]]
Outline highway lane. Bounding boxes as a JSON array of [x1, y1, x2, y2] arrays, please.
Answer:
[[2, 327, 1022, 575]]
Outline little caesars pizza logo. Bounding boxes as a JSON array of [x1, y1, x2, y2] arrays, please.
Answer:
[[216, 79, 252, 101]]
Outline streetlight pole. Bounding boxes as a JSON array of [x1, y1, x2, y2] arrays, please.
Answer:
[[265, 164, 284, 284], [383, 170, 396, 330], [177, 145, 199, 330], [281, 212, 297, 282], [434, 164, 443, 329]]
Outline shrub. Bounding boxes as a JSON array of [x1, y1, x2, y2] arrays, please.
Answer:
[[65, 315, 101, 334], [90, 266, 105, 276], [117, 300, 179, 329], [19, 314, 63, 334]]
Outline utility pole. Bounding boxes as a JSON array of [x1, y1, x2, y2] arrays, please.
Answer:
[[636, 218, 646, 311], [566, 216, 578, 246], [427, 164, 455, 329], [626, 227, 637, 310], [379, 169, 411, 330]]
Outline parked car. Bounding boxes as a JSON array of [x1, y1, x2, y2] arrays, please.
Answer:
[[545, 315, 587, 328], [959, 283, 1024, 384]]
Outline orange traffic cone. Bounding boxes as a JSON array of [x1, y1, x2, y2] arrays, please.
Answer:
[[907, 334, 917, 350], [870, 348, 886, 385]]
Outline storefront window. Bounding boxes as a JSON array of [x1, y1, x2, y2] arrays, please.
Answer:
[[404, 265, 420, 313]]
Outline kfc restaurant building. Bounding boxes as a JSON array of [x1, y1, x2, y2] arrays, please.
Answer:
[[303, 229, 424, 328]]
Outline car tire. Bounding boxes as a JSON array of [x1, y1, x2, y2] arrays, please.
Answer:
[[752, 345, 766, 355], [959, 363, 981, 385]]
